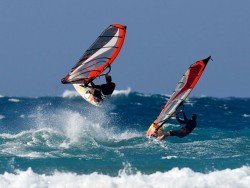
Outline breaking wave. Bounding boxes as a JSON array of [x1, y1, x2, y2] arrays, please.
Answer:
[[112, 87, 131, 96], [8, 98, 20, 103], [0, 166, 249, 188], [62, 89, 79, 98], [0, 107, 142, 159], [62, 88, 132, 99]]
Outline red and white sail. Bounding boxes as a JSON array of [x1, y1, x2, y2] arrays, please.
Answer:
[[146, 56, 211, 136], [62, 24, 126, 85]]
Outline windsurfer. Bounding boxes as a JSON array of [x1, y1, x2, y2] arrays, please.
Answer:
[[153, 109, 197, 140], [87, 74, 116, 101]]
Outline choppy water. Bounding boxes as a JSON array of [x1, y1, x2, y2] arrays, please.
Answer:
[[0, 89, 249, 187]]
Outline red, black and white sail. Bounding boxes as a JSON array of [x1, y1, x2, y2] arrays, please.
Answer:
[[146, 56, 211, 136], [61, 24, 126, 85]]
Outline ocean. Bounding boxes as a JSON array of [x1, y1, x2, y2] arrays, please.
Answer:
[[0, 89, 249, 187]]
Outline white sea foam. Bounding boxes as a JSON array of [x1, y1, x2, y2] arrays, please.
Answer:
[[242, 114, 250, 118], [62, 88, 131, 98], [108, 130, 142, 141], [0, 107, 141, 156], [0, 130, 32, 139], [136, 93, 153, 97], [0, 166, 249, 188], [162, 155, 178, 159], [0, 115, 5, 120], [184, 98, 196, 106], [62, 89, 79, 98], [112, 87, 131, 96], [0, 94, 4, 98], [8, 98, 20, 103], [60, 111, 88, 143], [0, 128, 63, 158], [162, 123, 179, 128]]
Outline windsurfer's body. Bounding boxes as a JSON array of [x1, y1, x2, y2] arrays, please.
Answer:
[[87, 74, 116, 101], [154, 110, 197, 140]]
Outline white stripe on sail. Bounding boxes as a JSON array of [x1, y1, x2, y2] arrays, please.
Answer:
[[69, 29, 120, 79], [157, 89, 192, 123], [167, 89, 192, 116]]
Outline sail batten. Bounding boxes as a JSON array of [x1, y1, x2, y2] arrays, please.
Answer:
[[146, 56, 211, 136], [62, 24, 126, 85]]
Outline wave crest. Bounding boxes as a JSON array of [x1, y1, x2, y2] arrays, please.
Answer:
[[0, 166, 249, 188], [112, 87, 131, 96], [62, 87, 132, 99], [62, 90, 79, 98], [0, 107, 142, 158], [8, 98, 20, 103]]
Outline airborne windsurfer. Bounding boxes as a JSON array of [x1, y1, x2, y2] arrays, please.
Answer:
[[153, 108, 197, 140], [86, 74, 116, 101], [61, 24, 126, 106], [146, 56, 210, 138]]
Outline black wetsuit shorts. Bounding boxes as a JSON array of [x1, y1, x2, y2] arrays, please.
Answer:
[[169, 129, 188, 138], [93, 89, 103, 101]]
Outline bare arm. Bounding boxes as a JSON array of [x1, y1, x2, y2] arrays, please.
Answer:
[[90, 81, 101, 89]]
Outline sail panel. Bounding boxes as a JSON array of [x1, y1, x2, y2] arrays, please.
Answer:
[[62, 24, 126, 84], [154, 56, 211, 126]]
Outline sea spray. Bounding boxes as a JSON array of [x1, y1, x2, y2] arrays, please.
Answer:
[[0, 93, 249, 185], [0, 166, 249, 188]]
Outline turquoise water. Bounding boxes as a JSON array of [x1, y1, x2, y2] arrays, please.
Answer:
[[0, 90, 249, 187]]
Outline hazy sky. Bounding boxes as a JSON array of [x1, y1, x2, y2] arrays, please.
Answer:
[[0, 0, 249, 97]]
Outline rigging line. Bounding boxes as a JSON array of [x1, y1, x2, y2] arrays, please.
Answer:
[[72, 60, 107, 74], [99, 36, 122, 38], [86, 46, 118, 52]]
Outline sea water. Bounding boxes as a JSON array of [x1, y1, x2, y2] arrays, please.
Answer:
[[0, 89, 249, 187]]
